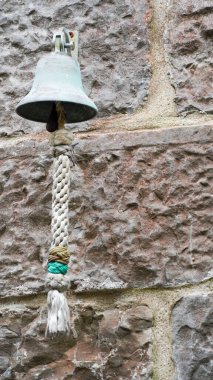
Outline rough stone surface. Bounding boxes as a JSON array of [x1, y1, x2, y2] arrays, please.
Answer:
[[172, 294, 213, 380], [165, 0, 213, 115], [0, 125, 212, 296], [0, 0, 152, 136], [71, 126, 213, 291], [0, 138, 52, 297], [0, 303, 153, 379]]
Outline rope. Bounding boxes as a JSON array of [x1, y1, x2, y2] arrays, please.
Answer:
[[56, 102, 66, 130], [48, 246, 70, 264], [46, 108, 75, 335], [49, 128, 74, 147], [46, 273, 70, 290], [48, 262, 68, 275], [46, 128, 75, 277], [51, 154, 71, 247]]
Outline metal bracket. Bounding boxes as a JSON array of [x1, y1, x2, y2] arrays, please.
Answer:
[[53, 28, 79, 60]]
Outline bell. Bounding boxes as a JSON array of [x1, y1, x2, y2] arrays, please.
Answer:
[[16, 30, 97, 125]]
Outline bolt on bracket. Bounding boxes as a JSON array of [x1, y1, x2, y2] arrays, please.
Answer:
[[53, 28, 79, 60]]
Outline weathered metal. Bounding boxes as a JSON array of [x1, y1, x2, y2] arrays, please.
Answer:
[[16, 29, 97, 124]]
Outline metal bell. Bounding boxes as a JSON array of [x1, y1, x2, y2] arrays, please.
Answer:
[[16, 29, 97, 125]]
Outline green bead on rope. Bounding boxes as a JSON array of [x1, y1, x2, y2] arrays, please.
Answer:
[[48, 261, 68, 275]]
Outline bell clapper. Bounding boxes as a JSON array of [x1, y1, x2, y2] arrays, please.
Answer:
[[56, 102, 66, 130], [46, 102, 65, 132]]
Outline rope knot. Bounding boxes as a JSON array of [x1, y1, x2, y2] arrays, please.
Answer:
[[48, 246, 70, 275], [50, 129, 74, 147], [49, 246, 70, 265]]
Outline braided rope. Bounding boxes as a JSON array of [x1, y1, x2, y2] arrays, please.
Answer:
[[51, 153, 71, 247], [46, 123, 75, 335], [46, 129, 75, 287]]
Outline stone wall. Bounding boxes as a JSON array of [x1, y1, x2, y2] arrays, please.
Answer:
[[0, 0, 212, 380]]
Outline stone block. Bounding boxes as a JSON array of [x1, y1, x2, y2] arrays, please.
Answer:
[[0, 126, 212, 296], [172, 294, 213, 380], [0, 303, 153, 380], [165, 0, 213, 114], [0, 0, 152, 136], [0, 139, 52, 297], [71, 125, 213, 291]]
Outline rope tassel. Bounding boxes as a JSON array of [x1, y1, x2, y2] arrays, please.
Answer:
[[46, 290, 70, 335], [45, 126, 74, 336]]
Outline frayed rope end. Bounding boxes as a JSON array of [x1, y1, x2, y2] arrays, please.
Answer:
[[46, 289, 70, 336]]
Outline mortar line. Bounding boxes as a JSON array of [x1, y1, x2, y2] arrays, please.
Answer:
[[0, 121, 212, 146], [136, 0, 177, 119], [0, 134, 212, 161], [0, 278, 212, 307]]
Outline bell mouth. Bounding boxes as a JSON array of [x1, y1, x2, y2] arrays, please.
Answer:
[[16, 100, 97, 123]]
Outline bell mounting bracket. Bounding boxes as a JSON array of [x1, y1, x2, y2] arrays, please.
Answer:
[[53, 28, 79, 60]]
